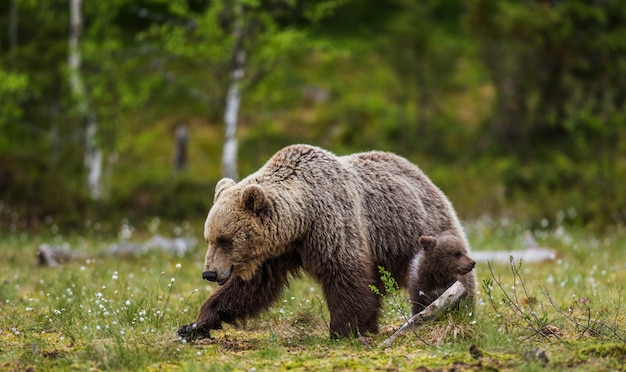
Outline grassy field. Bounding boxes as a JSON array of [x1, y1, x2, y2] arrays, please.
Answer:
[[1, 219, 625, 371]]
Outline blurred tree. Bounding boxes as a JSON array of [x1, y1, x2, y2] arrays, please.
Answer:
[[222, 0, 245, 181], [0, 0, 167, 222], [467, 0, 626, 155], [467, 0, 626, 222], [69, 0, 102, 200], [0, 1, 69, 160], [173, 123, 188, 172], [0, 68, 29, 145], [1, 0, 623, 227], [141, 0, 346, 180], [382, 0, 463, 147], [8, 0, 18, 51]]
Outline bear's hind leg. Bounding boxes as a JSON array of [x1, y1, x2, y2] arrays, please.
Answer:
[[321, 271, 380, 338]]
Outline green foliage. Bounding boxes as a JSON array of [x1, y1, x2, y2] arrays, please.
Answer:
[[370, 266, 400, 297], [466, 0, 626, 154], [381, 0, 466, 142], [0, 69, 29, 125], [303, 0, 353, 23], [0, 0, 625, 229]]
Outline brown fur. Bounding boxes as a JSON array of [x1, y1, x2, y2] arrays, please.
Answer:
[[409, 233, 476, 314], [177, 145, 477, 340]]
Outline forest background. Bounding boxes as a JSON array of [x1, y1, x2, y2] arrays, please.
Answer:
[[1, 0, 625, 233]]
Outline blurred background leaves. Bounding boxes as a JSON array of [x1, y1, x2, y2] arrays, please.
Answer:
[[0, 0, 624, 232]]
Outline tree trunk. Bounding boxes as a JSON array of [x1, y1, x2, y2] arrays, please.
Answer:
[[415, 69, 429, 137], [221, 1, 245, 181], [9, 0, 18, 51], [173, 123, 188, 172], [68, 0, 102, 199]]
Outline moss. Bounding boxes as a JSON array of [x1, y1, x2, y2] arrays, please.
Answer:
[[577, 343, 626, 360]]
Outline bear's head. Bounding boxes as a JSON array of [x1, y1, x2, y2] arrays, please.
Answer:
[[202, 178, 276, 284], [418, 234, 476, 277]]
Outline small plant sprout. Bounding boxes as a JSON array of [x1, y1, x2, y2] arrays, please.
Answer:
[[370, 266, 431, 346]]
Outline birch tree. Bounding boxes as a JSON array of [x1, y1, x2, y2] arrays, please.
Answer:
[[68, 0, 102, 199], [222, 1, 245, 181], [141, 0, 346, 180]]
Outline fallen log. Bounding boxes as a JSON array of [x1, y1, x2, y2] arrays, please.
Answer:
[[37, 235, 199, 267], [471, 230, 557, 264], [380, 280, 467, 348]]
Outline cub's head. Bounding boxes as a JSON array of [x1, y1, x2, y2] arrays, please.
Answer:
[[202, 178, 275, 285], [418, 234, 476, 276]]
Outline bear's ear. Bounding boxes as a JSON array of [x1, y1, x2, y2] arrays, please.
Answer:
[[419, 236, 437, 251], [214, 178, 236, 202], [241, 184, 268, 214]]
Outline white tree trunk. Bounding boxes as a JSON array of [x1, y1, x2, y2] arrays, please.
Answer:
[[221, 2, 245, 181], [69, 0, 102, 199]]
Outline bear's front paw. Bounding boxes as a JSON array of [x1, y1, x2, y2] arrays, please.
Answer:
[[177, 323, 212, 341]]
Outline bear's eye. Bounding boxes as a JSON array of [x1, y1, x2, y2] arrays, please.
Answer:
[[454, 252, 462, 258], [216, 237, 233, 249]]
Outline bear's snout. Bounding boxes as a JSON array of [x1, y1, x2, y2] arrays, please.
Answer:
[[458, 260, 476, 275], [202, 266, 233, 285], [466, 260, 476, 272], [203, 271, 218, 282]]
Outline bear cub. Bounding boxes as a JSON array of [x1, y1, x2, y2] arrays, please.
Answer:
[[409, 233, 476, 314]]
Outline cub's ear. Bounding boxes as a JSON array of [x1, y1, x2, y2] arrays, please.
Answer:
[[214, 178, 236, 202], [419, 236, 438, 251], [241, 184, 268, 213]]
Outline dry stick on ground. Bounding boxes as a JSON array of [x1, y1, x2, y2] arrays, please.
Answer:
[[379, 281, 466, 348]]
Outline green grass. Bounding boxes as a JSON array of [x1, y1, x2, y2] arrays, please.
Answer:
[[1, 220, 625, 371]]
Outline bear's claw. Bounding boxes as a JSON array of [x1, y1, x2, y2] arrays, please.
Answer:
[[177, 323, 212, 341]]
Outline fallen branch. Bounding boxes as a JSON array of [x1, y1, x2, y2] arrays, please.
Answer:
[[380, 280, 467, 348], [37, 235, 198, 267]]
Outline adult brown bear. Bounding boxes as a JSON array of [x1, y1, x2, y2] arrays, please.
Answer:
[[178, 144, 476, 340]]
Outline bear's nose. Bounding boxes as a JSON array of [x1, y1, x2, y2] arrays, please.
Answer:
[[202, 271, 218, 281], [470, 261, 476, 269]]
